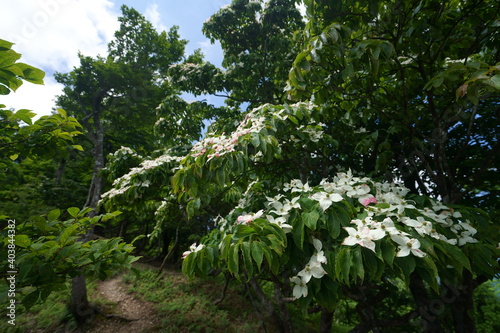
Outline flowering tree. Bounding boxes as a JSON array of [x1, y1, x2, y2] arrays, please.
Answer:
[[172, 102, 498, 332], [100, 1, 499, 331], [102, 102, 498, 332]]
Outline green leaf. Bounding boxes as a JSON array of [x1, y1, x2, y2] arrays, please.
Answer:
[[241, 242, 253, 279], [486, 74, 500, 90], [47, 209, 61, 222], [335, 248, 352, 284], [57, 108, 67, 118], [228, 243, 240, 275], [325, 210, 341, 239], [352, 246, 365, 281], [292, 215, 305, 250], [380, 238, 396, 267], [186, 198, 201, 219], [302, 210, 319, 230], [0, 39, 14, 50], [15, 109, 35, 125], [395, 256, 416, 281], [251, 242, 264, 271], [16, 63, 45, 84], [67, 207, 80, 218], [22, 290, 41, 310], [436, 240, 471, 273], [59, 224, 79, 245], [182, 251, 196, 277], [15, 234, 31, 248]]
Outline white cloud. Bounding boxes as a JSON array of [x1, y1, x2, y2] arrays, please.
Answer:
[[144, 3, 168, 33], [1, 0, 120, 116], [1, 77, 64, 116]]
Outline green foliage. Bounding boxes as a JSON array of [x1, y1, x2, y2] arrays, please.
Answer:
[[287, 0, 500, 211], [0, 39, 44, 95], [0, 39, 82, 162], [0, 208, 138, 310], [170, 0, 304, 110], [474, 279, 500, 333]]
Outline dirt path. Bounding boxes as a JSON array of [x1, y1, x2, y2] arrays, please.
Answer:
[[83, 274, 161, 333]]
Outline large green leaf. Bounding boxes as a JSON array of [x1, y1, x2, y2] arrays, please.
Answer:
[[302, 210, 320, 230]]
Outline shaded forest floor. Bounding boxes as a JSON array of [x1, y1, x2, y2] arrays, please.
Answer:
[[2, 259, 269, 333], [84, 271, 161, 332]]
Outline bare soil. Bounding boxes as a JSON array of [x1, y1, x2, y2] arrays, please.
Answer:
[[83, 274, 161, 333]]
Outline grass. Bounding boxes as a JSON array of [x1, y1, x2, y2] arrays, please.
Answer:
[[0, 278, 106, 333], [0, 265, 353, 332], [122, 268, 262, 332]]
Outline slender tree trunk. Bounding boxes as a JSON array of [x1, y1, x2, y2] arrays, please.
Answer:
[[273, 282, 294, 333], [84, 112, 105, 210], [54, 158, 66, 185], [71, 109, 105, 324]]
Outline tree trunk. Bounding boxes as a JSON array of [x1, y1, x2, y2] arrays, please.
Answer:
[[70, 275, 95, 324], [54, 158, 66, 185], [118, 219, 128, 238], [273, 282, 294, 333], [248, 278, 289, 333], [448, 271, 477, 333], [320, 307, 334, 333], [409, 273, 443, 333], [71, 108, 105, 324], [84, 111, 105, 210]]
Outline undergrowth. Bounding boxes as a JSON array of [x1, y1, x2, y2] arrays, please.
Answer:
[[122, 268, 261, 332]]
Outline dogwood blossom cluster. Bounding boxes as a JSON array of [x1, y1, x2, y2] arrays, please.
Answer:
[[189, 103, 324, 161], [290, 238, 328, 298], [218, 170, 479, 299], [100, 153, 183, 201], [190, 111, 267, 160]]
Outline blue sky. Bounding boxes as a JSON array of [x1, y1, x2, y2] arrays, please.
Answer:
[[1, 0, 231, 116]]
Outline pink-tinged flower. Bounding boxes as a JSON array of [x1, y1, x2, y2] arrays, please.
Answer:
[[390, 235, 426, 257], [182, 243, 205, 259], [290, 276, 308, 298], [358, 194, 377, 206], [237, 210, 264, 224]]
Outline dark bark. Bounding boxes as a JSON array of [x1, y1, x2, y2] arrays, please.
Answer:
[[84, 110, 105, 210], [320, 307, 334, 333], [273, 282, 294, 333], [54, 158, 66, 185], [71, 96, 106, 324], [409, 273, 443, 333], [248, 278, 288, 333], [70, 275, 96, 324], [118, 218, 128, 238], [157, 225, 179, 276], [448, 271, 477, 333]]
